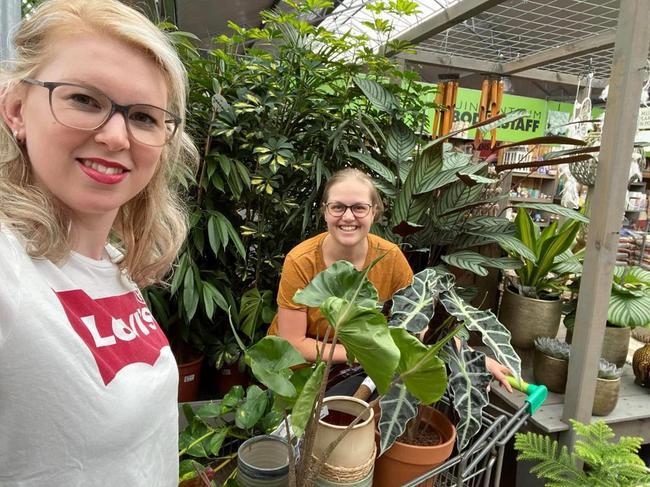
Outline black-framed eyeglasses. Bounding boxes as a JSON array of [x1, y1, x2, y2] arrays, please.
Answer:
[[323, 202, 373, 218], [22, 78, 181, 147]]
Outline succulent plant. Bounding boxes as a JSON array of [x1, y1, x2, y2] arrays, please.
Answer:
[[534, 337, 570, 360], [598, 358, 623, 380]]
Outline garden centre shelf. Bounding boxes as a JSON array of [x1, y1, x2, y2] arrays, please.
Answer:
[[489, 357, 650, 442]]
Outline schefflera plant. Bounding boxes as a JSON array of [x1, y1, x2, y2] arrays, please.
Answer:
[[243, 259, 521, 486]]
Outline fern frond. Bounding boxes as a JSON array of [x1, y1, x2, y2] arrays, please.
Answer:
[[515, 432, 587, 485]]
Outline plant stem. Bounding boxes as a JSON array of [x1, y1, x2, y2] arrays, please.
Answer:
[[284, 412, 297, 487], [178, 430, 216, 457]]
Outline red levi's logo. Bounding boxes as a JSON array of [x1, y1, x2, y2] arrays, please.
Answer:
[[55, 289, 169, 385]]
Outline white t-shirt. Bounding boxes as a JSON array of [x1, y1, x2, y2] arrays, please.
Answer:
[[0, 227, 178, 486]]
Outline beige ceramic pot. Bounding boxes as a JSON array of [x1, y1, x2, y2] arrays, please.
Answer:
[[566, 324, 630, 368], [533, 349, 568, 393], [313, 396, 375, 479], [498, 287, 561, 349], [592, 377, 620, 416]]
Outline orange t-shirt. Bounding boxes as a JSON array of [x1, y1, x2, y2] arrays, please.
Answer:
[[267, 232, 413, 340]]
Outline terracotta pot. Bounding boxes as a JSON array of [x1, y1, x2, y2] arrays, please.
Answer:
[[632, 343, 650, 388], [498, 287, 561, 349], [177, 355, 204, 403], [373, 406, 456, 487], [314, 396, 375, 483], [533, 349, 568, 393], [566, 324, 630, 367], [216, 361, 250, 396], [592, 377, 620, 416]]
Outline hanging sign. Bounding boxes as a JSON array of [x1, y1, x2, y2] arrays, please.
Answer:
[[422, 84, 593, 143], [638, 106, 650, 130]]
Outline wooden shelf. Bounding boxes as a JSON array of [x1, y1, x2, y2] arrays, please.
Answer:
[[510, 172, 556, 180]]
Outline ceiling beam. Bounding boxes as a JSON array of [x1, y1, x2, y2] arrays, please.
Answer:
[[397, 50, 608, 88], [385, 0, 508, 48], [501, 29, 616, 75]]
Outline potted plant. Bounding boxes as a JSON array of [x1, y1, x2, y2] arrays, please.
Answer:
[[496, 206, 586, 349], [533, 337, 570, 393], [632, 327, 650, 387], [593, 358, 623, 416], [565, 266, 650, 367], [238, 258, 522, 487], [515, 419, 650, 485]]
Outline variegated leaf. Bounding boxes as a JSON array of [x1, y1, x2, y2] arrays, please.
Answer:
[[439, 289, 521, 379], [415, 163, 487, 195], [389, 268, 455, 332], [354, 76, 397, 113], [444, 341, 492, 451], [377, 383, 420, 456], [442, 143, 473, 170], [513, 203, 589, 223], [386, 119, 416, 165], [608, 292, 650, 327], [442, 251, 522, 277]]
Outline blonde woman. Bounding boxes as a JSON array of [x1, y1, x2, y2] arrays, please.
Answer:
[[0, 1, 197, 485]]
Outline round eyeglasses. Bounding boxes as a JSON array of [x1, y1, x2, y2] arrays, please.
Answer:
[[22, 78, 181, 147], [323, 202, 373, 218]]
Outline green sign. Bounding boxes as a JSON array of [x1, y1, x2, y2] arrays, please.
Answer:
[[422, 84, 594, 143]]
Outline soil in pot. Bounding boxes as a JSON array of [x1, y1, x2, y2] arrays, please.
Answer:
[[398, 423, 441, 447]]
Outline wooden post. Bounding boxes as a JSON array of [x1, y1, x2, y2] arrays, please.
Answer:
[[0, 0, 20, 62], [561, 0, 650, 448]]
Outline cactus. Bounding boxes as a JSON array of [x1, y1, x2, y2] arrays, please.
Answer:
[[598, 358, 623, 380], [534, 337, 570, 360]]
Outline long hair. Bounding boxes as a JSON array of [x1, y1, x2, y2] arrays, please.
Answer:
[[0, 0, 199, 287]]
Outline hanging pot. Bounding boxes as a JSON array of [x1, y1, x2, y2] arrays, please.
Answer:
[[533, 349, 568, 393], [498, 287, 561, 350], [373, 406, 456, 487], [237, 435, 289, 487], [313, 396, 376, 486], [592, 377, 620, 416]]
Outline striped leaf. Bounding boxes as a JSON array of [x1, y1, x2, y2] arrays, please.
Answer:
[[442, 144, 473, 170], [385, 119, 416, 164], [608, 292, 650, 327], [528, 219, 582, 286], [391, 141, 443, 226], [416, 163, 487, 195], [389, 268, 455, 333], [349, 151, 395, 183], [442, 251, 522, 277], [354, 76, 397, 113], [473, 232, 537, 263], [444, 342, 492, 451], [440, 288, 521, 380], [513, 203, 589, 223], [377, 383, 419, 455]]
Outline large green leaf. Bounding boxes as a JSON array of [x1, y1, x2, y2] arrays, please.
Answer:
[[415, 163, 487, 195], [245, 336, 306, 397], [444, 342, 492, 451], [294, 260, 379, 309], [290, 362, 326, 438], [608, 292, 650, 328], [349, 151, 396, 183], [513, 203, 589, 223], [385, 119, 416, 165], [321, 297, 399, 394], [391, 142, 443, 227], [391, 328, 447, 404], [439, 288, 521, 379], [239, 288, 274, 338], [377, 383, 419, 455], [442, 143, 473, 170], [235, 385, 268, 429], [477, 233, 537, 263], [514, 208, 537, 283], [528, 219, 582, 286], [354, 76, 397, 113], [389, 268, 455, 333], [442, 251, 522, 277]]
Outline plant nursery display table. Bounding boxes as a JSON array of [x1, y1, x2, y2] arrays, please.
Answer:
[[488, 348, 650, 443]]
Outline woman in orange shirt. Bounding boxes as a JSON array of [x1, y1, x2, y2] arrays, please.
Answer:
[[267, 168, 512, 390]]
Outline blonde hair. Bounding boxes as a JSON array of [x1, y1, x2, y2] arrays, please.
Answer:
[[0, 0, 199, 287], [321, 168, 384, 219]]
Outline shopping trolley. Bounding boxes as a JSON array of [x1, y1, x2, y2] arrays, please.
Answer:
[[403, 377, 548, 487]]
